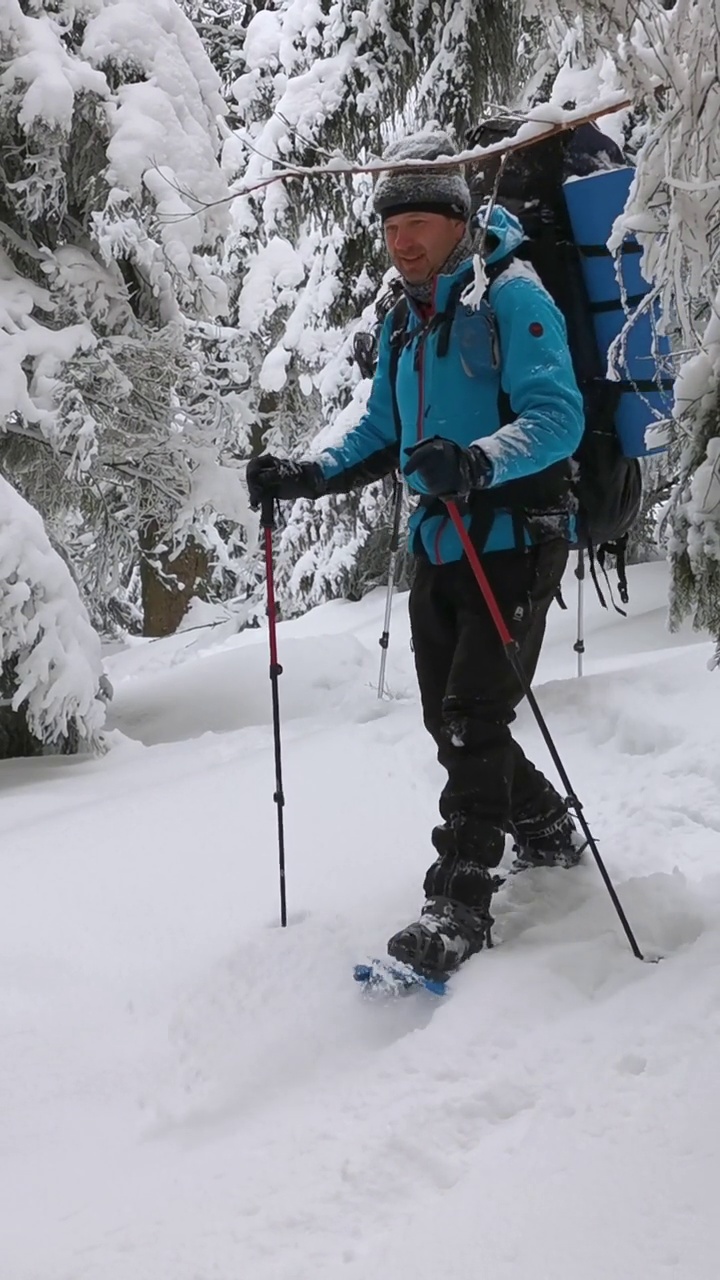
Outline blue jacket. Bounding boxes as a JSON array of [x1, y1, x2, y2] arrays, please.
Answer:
[[317, 207, 584, 564]]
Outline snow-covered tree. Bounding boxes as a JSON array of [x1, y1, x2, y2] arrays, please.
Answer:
[[0, 0, 250, 636]]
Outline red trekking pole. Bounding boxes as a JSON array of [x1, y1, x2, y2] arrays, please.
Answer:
[[261, 497, 287, 927], [445, 500, 646, 962]]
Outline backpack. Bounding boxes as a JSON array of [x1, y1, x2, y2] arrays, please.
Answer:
[[356, 122, 644, 608], [466, 118, 643, 608]]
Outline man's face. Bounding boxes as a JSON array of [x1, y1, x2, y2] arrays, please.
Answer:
[[383, 211, 466, 284]]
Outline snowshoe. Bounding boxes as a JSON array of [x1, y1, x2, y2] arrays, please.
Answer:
[[353, 958, 447, 997]]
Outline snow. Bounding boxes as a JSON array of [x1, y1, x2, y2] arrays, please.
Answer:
[[0, 249, 96, 428], [2, 559, 719, 1277], [234, 237, 306, 336], [460, 254, 489, 309], [1, 0, 108, 132], [690, 438, 720, 520], [260, 343, 292, 392], [241, 10, 283, 69]]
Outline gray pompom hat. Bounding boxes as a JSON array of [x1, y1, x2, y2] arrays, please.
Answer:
[[373, 130, 471, 222]]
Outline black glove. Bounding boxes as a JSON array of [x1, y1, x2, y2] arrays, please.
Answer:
[[404, 437, 493, 498], [246, 454, 325, 510]]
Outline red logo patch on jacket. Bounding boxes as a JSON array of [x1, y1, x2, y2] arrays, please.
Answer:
[[529, 321, 544, 337]]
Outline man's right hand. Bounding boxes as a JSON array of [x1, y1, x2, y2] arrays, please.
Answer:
[[246, 454, 325, 510]]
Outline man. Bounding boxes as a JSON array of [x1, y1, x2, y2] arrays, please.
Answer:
[[247, 131, 585, 981]]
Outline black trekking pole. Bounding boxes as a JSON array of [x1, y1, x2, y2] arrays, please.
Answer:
[[261, 496, 288, 928], [445, 500, 647, 962], [377, 475, 403, 699], [575, 548, 586, 679]]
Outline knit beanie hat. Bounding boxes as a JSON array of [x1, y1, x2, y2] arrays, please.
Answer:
[[372, 130, 471, 223]]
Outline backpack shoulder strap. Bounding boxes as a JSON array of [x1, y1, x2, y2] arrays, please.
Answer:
[[434, 266, 476, 357], [483, 254, 515, 424], [485, 253, 515, 287]]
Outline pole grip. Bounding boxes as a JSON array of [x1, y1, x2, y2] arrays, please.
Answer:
[[260, 496, 276, 530], [389, 475, 403, 554]]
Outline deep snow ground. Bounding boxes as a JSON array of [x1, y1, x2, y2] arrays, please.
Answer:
[[2, 559, 720, 1279]]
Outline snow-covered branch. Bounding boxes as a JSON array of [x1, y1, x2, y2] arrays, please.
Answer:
[[0, 476, 106, 747]]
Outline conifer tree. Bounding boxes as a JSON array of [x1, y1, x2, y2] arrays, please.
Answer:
[[0, 0, 246, 636]]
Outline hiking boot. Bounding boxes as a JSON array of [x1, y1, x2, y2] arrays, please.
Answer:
[[511, 807, 587, 873], [387, 892, 495, 982]]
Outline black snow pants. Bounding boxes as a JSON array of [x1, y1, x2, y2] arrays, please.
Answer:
[[409, 539, 569, 887]]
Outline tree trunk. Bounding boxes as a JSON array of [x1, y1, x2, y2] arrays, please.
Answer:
[[139, 520, 209, 637]]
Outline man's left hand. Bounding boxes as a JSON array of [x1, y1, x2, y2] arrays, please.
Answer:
[[404, 437, 493, 498]]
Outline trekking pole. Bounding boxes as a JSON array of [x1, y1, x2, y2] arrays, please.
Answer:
[[445, 500, 646, 962], [575, 548, 585, 678], [261, 496, 288, 928], [377, 475, 403, 699]]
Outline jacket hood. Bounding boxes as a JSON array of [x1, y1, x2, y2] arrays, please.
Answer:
[[475, 202, 526, 265]]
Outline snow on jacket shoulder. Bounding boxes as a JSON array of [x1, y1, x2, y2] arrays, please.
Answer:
[[316, 207, 584, 563]]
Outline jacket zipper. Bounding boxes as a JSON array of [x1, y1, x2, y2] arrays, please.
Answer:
[[414, 277, 438, 445], [415, 279, 449, 565], [433, 517, 446, 565]]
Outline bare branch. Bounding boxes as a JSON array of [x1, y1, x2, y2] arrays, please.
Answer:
[[155, 93, 633, 223]]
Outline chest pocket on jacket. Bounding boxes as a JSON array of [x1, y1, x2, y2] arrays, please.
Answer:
[[454, 305, 498, 379]]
